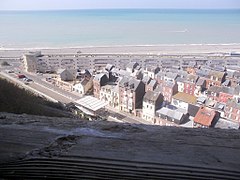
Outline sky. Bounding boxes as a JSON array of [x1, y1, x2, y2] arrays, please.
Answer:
[[0, 0, 240, 10]]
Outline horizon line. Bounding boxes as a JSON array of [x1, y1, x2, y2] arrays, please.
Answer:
[[1, 8, 240, 11]]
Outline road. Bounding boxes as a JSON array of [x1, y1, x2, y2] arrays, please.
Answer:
[[0, 60, 152, 125]]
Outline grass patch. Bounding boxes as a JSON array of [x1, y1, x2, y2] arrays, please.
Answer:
[[0, 78, 69, 117]]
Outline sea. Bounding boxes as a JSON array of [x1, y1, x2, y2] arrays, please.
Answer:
[[0, 9, 240, 48]]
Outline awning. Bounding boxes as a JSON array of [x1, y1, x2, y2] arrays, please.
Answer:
[[75, 96, 108, 112]]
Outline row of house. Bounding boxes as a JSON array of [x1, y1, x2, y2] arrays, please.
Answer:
[[91, 61, 240, 129], [32, 51, 240, 129]]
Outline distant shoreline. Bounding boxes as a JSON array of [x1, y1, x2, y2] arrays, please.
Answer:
[[1, 44, 240, 56]]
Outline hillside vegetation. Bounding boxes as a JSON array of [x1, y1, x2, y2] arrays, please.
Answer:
[[0, 78, 69, 117]]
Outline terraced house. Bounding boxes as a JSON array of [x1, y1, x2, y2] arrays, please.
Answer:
[[142, 91, 163, 123], [119, 77, 145, 115]]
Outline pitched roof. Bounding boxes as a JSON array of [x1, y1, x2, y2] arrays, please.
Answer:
[[226, 99, 240, 109], [93, 73, 107, 82], [165, 72, 178, 80], [172, 92, 197, 104], [105, 64, 114, 71], [222, 80, 230, 86], [208, 86, 235, 95], [233, 71, 240, 78], [148, 79, 157, 87], [80, 78, 89, 86], [214, 118, 239, 129], [154, 84, 163, 93], [163, 81, 176, 88], [126, 62, 139, 70], [176, 77, 185, 83], [196, 77, 206, 86], [156, 71, 166, 77], [145, 66, 160, 73], [101, 84, 119, 93], [177, 70, 188, 78], [111, 68, 131, 77], [156, 107, 184, 122], [143, 91, 161, 102], [194, 107, 216, 127], [142, 76, 151, 84], [57, 68, 66, 74], [208, 70, 225, 79], [185, 74, 199, 83], [196, 69, 210, 77], [234, 85, 240, 95], [119, 76, 142, 91]]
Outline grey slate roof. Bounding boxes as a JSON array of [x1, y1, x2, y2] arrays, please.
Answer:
[[156, 71, 166, 78], [57, 68, 66, 74], [177, 70, 188, 78], [80, 78, 89, 86], [105, 64, 114, 71], [226, 70, 234, 78], [126, 62, 139, 70], [196, 69, 210, 77], [145, 66, 160, 73], [164, 81, 176, 88], [142, 76, 151, 85], [222, 80, 230, 86], [208, 86, 235, 95], [176, 77, 185, 83], [196, 77, 206, 86], [148, 79, 157, 87], [119, 76, 141, 91], [93, 73, 107, 82], [197, 96, 206, 104], [214, 118, 239, 129], [208, 70, 225, 80], [143, 91, 161, 102], [234, 85, 240, 95], [156, 107, 184, 121], [154, 84, 163, 93], [165, 72, 178, 80], [111, 68, 131, 77], [213, 65, 225, 72], [226, 99, 240, 109], [233, 71, 240, 78], [185, 74, 199, 83]]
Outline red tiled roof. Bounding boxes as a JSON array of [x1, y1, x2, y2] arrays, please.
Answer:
[[194, 107, 216, 127]]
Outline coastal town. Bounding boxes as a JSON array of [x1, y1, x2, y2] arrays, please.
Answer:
[[1, 1, 240, 178], [1, 49, 240, 129]]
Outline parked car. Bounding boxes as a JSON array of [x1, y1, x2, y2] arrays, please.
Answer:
[[26, 79, 33, 82], [7, 70, 14, 73], [17, 74, 26, 79]]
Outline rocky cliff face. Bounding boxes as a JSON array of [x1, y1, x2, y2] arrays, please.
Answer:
[[0, 112, 240, 179]]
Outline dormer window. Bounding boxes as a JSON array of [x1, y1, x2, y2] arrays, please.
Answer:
[[129, 84, 134, 89]]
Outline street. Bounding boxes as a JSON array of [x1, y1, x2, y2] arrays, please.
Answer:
[[0, 59, 152, 125]]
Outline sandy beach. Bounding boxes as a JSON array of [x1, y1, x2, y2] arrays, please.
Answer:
[[0, 44, 240, 57]]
